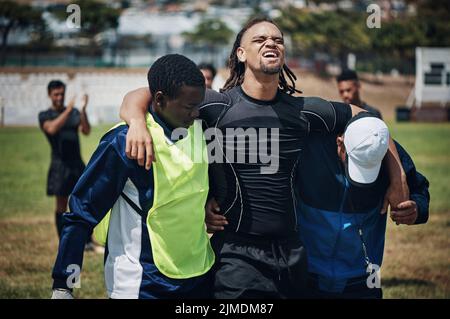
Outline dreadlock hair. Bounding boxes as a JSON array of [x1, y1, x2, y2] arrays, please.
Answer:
[[221, 17, 301, 95], [148, 54, 205, 99]]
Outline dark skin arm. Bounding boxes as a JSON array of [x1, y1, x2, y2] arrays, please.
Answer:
[[381, 139, 409, 214], [79, 94, 90, 135], [205, 198, 227, 233], [391, 200, 417, 225], [119, 87, 154, 170], [42, 96, 75, 136]]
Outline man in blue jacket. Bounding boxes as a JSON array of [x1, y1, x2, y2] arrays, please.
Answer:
[[51, 54, 215, 299], [295, 112, 429, 298]]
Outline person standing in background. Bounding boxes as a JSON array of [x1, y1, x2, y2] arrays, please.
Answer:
[[39, 80, 95, 249], [337, 70, 383, 119], [198, 62, 217, 90]]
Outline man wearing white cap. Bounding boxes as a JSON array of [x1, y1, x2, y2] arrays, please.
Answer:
[[342, 112, 390, 186], [294, 112, 429, 298]]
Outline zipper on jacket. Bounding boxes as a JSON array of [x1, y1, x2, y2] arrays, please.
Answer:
[[330, 178, 348, 281]]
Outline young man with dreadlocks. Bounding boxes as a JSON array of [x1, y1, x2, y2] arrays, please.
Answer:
[[119, 18, 409, 298], [51, 54, 215, 299]]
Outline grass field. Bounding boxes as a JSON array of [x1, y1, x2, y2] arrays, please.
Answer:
[[0, 122, 449, 299]]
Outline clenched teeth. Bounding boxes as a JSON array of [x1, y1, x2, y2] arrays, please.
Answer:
[[263, 51, 278, 58]]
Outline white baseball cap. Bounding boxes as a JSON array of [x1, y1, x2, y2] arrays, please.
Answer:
[[344, 114, 390, 186]]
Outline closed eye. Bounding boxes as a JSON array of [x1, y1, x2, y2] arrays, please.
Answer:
[[252, 36, 284, 44], [253, 38, 265, 43], [185, 104, 198, 110]]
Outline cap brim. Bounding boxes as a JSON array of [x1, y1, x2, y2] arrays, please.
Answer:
[[345, 154, 381, 187]]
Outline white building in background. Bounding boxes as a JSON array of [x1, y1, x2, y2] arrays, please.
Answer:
[[413, 47, 450, 107], [0, 71, 148, 126]]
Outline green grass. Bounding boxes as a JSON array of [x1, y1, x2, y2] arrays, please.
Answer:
[[0, 125, 109, 299], [370, 122, 449, 299], [0, 123, 449, 298], [0, 125, 109, 219], [389, 122, 450, 214]]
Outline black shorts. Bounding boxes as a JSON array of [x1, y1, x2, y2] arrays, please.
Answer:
[[47, 160, 85, 196], [210, 231, 308, 299]]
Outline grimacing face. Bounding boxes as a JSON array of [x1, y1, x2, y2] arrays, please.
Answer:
[[49, 87, 65, 109], [237, 22, 285, 75], [337, 80, 361, 105], [154, 85, 205, 129]]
